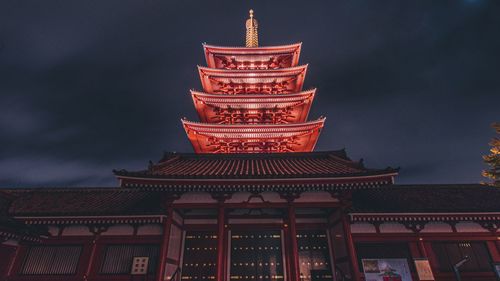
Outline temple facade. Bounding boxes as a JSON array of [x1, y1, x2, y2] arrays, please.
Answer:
[[1, 10, 500, 281]]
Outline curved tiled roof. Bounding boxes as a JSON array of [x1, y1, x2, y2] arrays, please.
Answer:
[[4, 188, 166, 216], [202, 42, 302, 53], [351, 184, 500, 213], [198, 65, 307, 77], [190, 89, 316, 109], [114, 150, 398, 180], [182, 118, 325, 138], [2, 185, 499, 217]]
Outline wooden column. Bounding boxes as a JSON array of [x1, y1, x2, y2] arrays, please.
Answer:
[[5, 243, 21, 280], [326, 226, 338, 281], [157, 206, 174, 281], [486, 241, 500, 262], [84, 226, 108, 280], [342, 216, 361, 281], [216, 203, 226, 281], [287, 202, 300, 281], [84, 237, 98, 280], [417, 237, 428, 257], [212, 193, 232, 281], [284, 229, 292, 281]]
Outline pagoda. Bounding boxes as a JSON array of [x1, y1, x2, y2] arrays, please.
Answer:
[[2, 9, 500, 281], [182, 10, 325, 154]]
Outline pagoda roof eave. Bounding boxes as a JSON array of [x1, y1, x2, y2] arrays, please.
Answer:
[[115, 170, 398, 182], [190, 89, 316, 99], [115, 172, 397, 190], [181, 117, 325, 133], [202, 42, 302, 53], [198, 64, 307, 76], [190, 89, 316, 108], [203, 43, 302, 69]]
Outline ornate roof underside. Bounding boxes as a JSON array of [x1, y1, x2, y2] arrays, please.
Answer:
[[191, 89, 315, 124], [198, 65, 307, 94], [181, 118, 325, 153], [203, 43, 302, 70]]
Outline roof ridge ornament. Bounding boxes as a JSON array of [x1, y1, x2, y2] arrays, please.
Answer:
[[246, 9, 258, 47]]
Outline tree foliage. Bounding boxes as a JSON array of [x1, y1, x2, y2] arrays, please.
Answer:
[[482, 123, 500, 187]]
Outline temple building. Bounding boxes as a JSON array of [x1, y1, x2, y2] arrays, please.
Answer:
[[1, 10, 500, 281]]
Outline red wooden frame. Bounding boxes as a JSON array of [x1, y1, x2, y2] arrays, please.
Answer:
[[6, 203, 500, 281], [7, 235, 163, 281], [9, 236, 93, 281], [351, 233, 500, 281]]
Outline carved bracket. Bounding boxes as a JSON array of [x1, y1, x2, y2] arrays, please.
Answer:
[[331, 191, 353, 207], [88, 225, 109, 236], [402, 222, 426, 233], [163, 193, 182, 207], [0, 236, 9, 243], [479, 221, 499, 233], [245, 194, 269, 204], [211, 192, 233, 204], [279, 191, 301, 203]]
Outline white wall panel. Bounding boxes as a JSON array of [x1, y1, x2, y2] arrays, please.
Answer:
[[455, 222, 488, 233], [61, 225, 92, 236], [379, 223, 412, 233], [101, 224, 134, 236], [137, 224, 163, 235], [350, 223, 377, 233]]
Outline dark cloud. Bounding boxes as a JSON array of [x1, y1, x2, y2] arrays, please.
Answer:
[[0, 0, 499, 187]]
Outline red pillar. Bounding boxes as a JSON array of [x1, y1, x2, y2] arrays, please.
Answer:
[[288, 202, 300, 281], [157, 207, 174, 281], [216, 204, 226, 281], [4, 244, 20, 280], [486, 241, 500, 262], [326, 227, 337, 281], [84, 235, 99, 280], [342, 216, 361, 281], [417, 238, 428, 257], [284, 229, 292, 281]]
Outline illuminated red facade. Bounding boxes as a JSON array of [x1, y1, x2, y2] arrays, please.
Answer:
[[183, 15, 324, 154], [2, 10, 500, 281]]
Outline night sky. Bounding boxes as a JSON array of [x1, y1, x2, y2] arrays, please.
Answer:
[[0, 0, 499, 187]]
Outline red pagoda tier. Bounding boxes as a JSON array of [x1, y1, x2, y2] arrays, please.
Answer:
[[190, 89, 315, 124], [203, 43, 302, 69], [183, 11, 324, 153], [113, 150, 399, 191], [182, 118, 325, 153], [198, 65, 308, 95]]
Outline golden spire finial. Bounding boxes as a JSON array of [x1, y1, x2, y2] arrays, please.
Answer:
[[245, 9, 258, 47]]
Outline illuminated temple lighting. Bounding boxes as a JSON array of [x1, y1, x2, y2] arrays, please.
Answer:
[[183, 10, 325, 153]]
